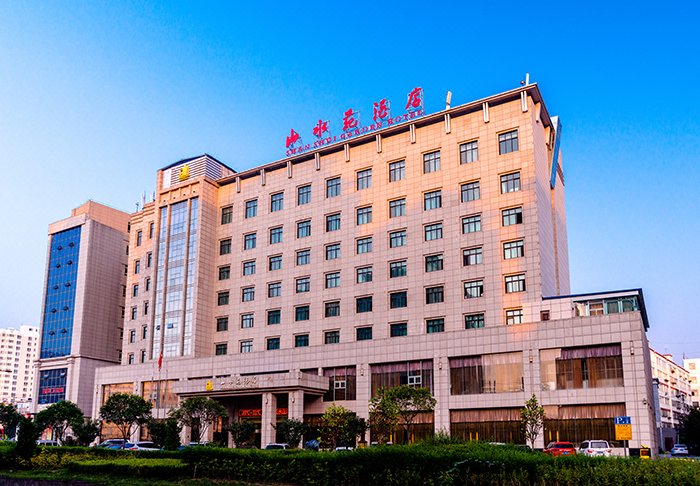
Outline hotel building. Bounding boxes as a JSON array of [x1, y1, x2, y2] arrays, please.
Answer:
[[92, 83, 657, 452], [650, 349, 690, 451], [0, 325, 39, 413]]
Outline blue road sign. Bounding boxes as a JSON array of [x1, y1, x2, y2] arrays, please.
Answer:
[[614, 416, 631, 425]]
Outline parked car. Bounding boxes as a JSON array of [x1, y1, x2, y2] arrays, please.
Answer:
[[264, 443, 289, 450], [578, 440, 612, 457], [543, 441, 576, 456], [125, 441, 160, 451], [671, 444, 689, 456], [334, 446, 354, 452], [96, 439, 127, 449], [36, 440, 60, 447]]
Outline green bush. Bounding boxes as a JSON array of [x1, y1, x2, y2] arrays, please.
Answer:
[[67, 458, 188, 479]]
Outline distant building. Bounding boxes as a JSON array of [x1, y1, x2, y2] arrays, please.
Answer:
[[33, 200, 130, 417], [650, 349, 690, 451], [683, 357, 700, 408], [0, 325, 39, 412]]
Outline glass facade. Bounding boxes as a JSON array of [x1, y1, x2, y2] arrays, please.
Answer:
[[38, 368, 67, 404]]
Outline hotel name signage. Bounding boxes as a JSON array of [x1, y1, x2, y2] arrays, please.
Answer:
[[214, 376, 259, 390], [285, 87, 425, 157]]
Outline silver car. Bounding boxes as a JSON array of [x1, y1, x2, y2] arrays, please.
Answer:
[[579, 440, 612, 457], [671, 444, 689, 456]]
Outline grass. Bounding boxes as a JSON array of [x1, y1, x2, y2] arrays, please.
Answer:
[[0, 469, 255, 486]]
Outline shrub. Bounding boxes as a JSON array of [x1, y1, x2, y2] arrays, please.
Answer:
[[68, 458, 188, 479]]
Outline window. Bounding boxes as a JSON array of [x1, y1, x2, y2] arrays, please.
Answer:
[[216, 317, 229, 332], [356, 168, 372, 190], [356, 266, 373, 283], [325, 301, 340, 317], [136, 230, 143, 246], [218, 266, 231, 280], [149, 222, 154, 239], [270, 192, 284, 212], [296, 249, 310, 266], [325, 330, 340, 344], [132, 284, 139, 297], [268, 255, 282, 271], [295, 306, 309, 321], [499, 130, 519, 154], [389, 160, 405, 182], [147, 252, 152, 268], [426, 318, 444, 333], [356, 327, 373, 341], [296, 277, 310, 293], [269, 226, 283, 244], [505, 274, 526, 293], [389, 230, 406, 248], [356, 237, 372, 254], [390, 291, 407, 309], [460, 140, 478, 164], [356, 296, 373, 313], [268, 282, 281, 298], [500, 172, 521, 193], [243, 260, 256, 275], [461, 181, 480, 202], [325, 213, 341, 232], [142, 325, 148, 339], [220, 238, 232, 255], [389, 198, 406, 218], [464, 280, 484, 299], [502, 207, 523, 226], [129, 329, 136, 344], [356, 206, 372, 225], [237, 313, 253, 329], [297, 184, 311, 205], [424, 223, 443, 241], [506, 308, 524, 325], [239, 340, 252, 353], [449, 351, 524, 395], [326, 177, 341, 198], [424, 190, 442, 210], [241, 287, 255, 302], [390, 260, 407, 278], [465, 313, 485, 329], [295, 334, 309, 347], [426, 286, 444, 304], [134, 260, 141, 274], [215, 343, 227, 355], [390, 322, 408, 337], [463, 247, 483, 266], [128, 354, 135, 365], [245, 199, 257, 218], [325, 243, 340, 260], [540, 344, 624, 391], [423, 151, 441, 173], [325, 272, 340, 288], [221, 206, 233, 224], [462, 215, 481, 234], [425, 254, 443, 272], [296, 220, 311, 238], [243, 233, 256, 250], [217, 291, 230, 306], [266, 337, 280, 350], [503, 240, 524, 259], [267, 309, 281, 325]]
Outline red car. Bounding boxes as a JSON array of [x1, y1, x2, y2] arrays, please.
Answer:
[[544, 442, 576, 456]]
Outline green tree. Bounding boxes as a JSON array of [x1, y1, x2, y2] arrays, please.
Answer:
[[319, 404, 353, 449], [71, 418, 101, 446], [0, 403, 21, 439], [169, 397, 228, 444], [387, 385, 436, 444], [369, 389, 400, 445], [274, 418, 306, 448], [341, 415, 368, 448], [35, 400, 84, 443], [147, 418, 181, 450], [15, 416, 40, 459], [99, 393, 152, 445], [680, 406, 700, 455], [521, 394, 545, 449], [228, 420, 256, 448]]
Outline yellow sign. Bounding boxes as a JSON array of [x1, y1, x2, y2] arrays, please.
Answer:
[[615, 424, 632, 441], [178, 164, 190, 181], [205, 380, 213, 391]]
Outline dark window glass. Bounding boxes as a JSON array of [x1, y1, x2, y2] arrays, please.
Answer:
[[297, 184, 311, 205], [295, 306, 310, 321], [243, 260, 256, 275], [216, 317, 229, 332], [426, 286, 444, 304], [325, 272, 340, 288], [356, 237, 372, 254], [325, 243, 340, 260], [426, 318, 445, 333], [296, 277, 310, 293], [356, 266, 372, 283], [217, 292, 230, 306], [424, 190, 442, 210], [423, 151, 441, 173], [424, 223, 443, 241], [295, 334, 309, 347], [357, 169, 372, 190], [218, 266, 231, 280], [325, 301, 340, 317], [356, 296, 373, 313], [270, 192, 284, 212], [389, 198, 406, 218], [499, 130, 519, 154], [390, 260, 407, 278], [325, 330, 340, 344], [465, 313, 485, 329], [243, 233, 256, 250], [245, 199, 257, 218], [356, 206, 372, 225], [267, 337, 280, 350], [389, 160, 405, 182], [425, 254, 443, 272], [296, 249, 310, 266], [463, 247, 483, 266], [389, 230, 406, 248], [390, 323, 408, 337], [269, 227, 283, 244], [268, 282, 281, 297], [215, 343, 227, 355], [326, 213, 341, 232], [502, 207, 523, 226], [221, 206, 233, 224], [356, 327, 373, 341], [390, 291, 407, 309], [460, 141, 478, 164], [461, 181, 480, 202], [220, 238, 232, 255], [326, 177, 341, 198], [297, 220, 311, 238], [267, 309, 281, 325]]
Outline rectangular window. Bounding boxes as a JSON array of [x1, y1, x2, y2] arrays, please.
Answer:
[[134, 260, 141, 274], [128, 354, 134, 364], [295, 277, 310, 293], [356, 168, 372, 190], [426, 318, 444, 333], [297, 184, 311, 205], [460, 181, 480, 202], [424, 223, 443, 241], [356, 266, 373, 283], [268, 282, 281, 298], [221, 206, 233, 225], [460, 140, 478, 164], [426, 286, 444, 304], [506, 308, 524, 325], [462, 215, 481, 234], [423, 151, 441, 173], [129, 329, 136, 343], [143, 301, 149, 315], [218, 266, 231, 280], [269, 226, 283, 244], [240, 341, 253, 353], [389, 198, 406, 218], [217, 292, 229, 306], [464, 280, 484, 299], [325, 272, 340, 288], [389, 160, 405, 182], [267, 309, 281, 325], [540, 344, 624, 390], [297, 220, 311, 238], [505, 274, 526, 293], [245, 199, 258, 219], [267, 337, 280, 350], [390, 322, 408, 337], [220, 238, 232, 255], [390, 291, 407, 309], [268, 255, 282, 271], [356, 327, 373, 341], [356, 206, 373, 225], [142, 326, 148, 339], [326, 213, 341, 232], [215, 343, 227, 356], [326, 177, 341, 198], [295, 305, 309, 321], [465, 313, 485, 329], [147, 252, 152, 268], [425, 254, 443, 272], [149, 222, 154, 239], [356, 237, 372, 254], [243, 260, 256, 275], [449, 351, 524, 395], [241, 287, 255, 302], [241, 313, 254, 328], [499, 130, 519, 154], [243, 233, 256, 250], [295, 334, 309, 347], [325, 243, 340, 260], [423, 190, 442, 210], [136, 230, 143, 246], [463, 247, 483, 266], [325, 301, 340, 317], [270, 192, 284, 212], [390, 260, 407, 278], [356, 296, 373, 313], [132, 284, 139, 297], [503, 240, 524, 259], [325, 330, 340, 344], [296, 249, 310, 266], [500, 172, 521, 193], [216, 317, 229, 332], [502, 207, 523, 226]]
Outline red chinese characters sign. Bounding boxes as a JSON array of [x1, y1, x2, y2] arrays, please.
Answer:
[[239, 408, 289, 417]]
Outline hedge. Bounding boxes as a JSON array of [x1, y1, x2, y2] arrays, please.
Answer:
[[67, 458, 188, 480]]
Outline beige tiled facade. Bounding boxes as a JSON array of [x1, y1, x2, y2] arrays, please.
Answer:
[[0, 325, 38, 413], [650, 350, 691, 450], [92, 84, 657, 452], [684, 357, 700, 408]]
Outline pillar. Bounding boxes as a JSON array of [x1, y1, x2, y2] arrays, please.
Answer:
[[261, 392, 277, 447], [288, 390, 305, 448]]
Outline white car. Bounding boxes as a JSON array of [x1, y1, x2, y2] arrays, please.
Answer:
[[578, 440, 612, 457], [264, 443, 289, 450], [671, 444, 689, 456], [125, 441, 160, 451]]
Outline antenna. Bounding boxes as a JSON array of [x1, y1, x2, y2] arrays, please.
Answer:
[[445, 91, 452, 110]]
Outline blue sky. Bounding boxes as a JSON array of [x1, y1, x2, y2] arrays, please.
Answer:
[[1, 1, 698, 362]]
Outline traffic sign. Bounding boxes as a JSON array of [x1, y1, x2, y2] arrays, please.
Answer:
[[614, 416, 631, 425]]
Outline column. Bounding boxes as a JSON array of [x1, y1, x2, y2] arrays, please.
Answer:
[[288, 390, 305, 448], [261, 392, 277, 447], [433, 357, 451, 435]]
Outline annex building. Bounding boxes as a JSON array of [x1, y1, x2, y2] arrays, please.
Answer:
[[85, 83, 656, 452]]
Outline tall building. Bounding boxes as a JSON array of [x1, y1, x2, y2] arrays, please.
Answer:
[[683, 357, 700, 407], [0, 325, 39, 412], [92, 83, 657, 452], [34, 201, 130, 416], [650, 350, 690, 451]]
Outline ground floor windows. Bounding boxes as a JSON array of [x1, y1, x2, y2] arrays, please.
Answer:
[[370, 360, 433, 397], [540, 344, 624, 391], [323, 366, 356, 401], [449, 352, 523, 395], [451, 408, 524, 444]]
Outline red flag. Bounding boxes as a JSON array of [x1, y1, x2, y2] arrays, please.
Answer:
[[157, 352, 163, 370]]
